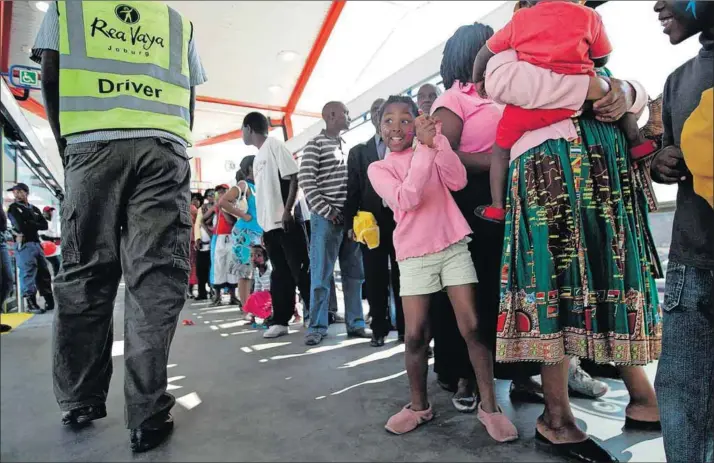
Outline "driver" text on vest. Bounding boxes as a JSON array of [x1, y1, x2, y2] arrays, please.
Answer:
[[98, 78, 163, 98]]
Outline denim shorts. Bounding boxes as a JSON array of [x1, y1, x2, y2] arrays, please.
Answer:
[[398, 238, 478, 297]]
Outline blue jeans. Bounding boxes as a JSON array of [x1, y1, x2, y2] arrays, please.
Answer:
[[15, 241, 52, 297], [307, 213, 365, 335], [0, 239, 14, 306], [655, 262, 714, 463]]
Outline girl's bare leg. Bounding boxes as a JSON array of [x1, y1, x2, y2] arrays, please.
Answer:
[[446, 284, 498, 413], [401, 294, 432, 411]]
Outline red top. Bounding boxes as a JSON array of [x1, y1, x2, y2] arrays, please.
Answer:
[[486, 1, 612, 76], [214, 207, 233, 235]]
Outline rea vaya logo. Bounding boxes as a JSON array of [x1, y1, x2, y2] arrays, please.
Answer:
[[90, 5, 165, 56]]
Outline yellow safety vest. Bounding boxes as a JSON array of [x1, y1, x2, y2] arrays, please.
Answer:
[[58, 1, 193, 144]]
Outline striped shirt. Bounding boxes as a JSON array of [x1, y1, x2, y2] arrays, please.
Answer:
[[30, 2, 207, 147], [298, 131, 348, 219], [253, 264, 272, 293]]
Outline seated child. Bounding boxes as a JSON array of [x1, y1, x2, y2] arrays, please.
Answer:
[[243, 245, 273, 328], [367, 96, 518, 442], [471, 0, 658, 223], [243, 245, 302, 327]]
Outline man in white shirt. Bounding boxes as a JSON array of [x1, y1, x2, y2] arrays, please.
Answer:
[[242, 112, 310, 339]]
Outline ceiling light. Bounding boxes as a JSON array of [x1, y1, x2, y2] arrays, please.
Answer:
[[34, 1, 50, 12], [277, 50, 299, 62], [268, 85, 283, 94]]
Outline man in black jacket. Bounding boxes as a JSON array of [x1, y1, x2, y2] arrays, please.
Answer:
[[6, 183, 53, 314], [343, 98, 404, 347]]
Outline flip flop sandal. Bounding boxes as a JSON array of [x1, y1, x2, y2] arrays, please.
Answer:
[[630, 139, 658, 163], [474, 205, 506, 224], [181, 320, 195, 326], [451, 393, 478, 413]]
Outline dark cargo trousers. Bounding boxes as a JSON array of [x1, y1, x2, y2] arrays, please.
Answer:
[[52, 138, 191, 430]]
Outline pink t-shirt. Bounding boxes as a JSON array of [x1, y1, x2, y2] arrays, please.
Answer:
[[367, 134, 472, 262], [431, 80, 502, 153]]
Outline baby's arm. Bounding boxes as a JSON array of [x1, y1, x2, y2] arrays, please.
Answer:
[[473, 20, 513, 84], [472, 45, 496, 85]]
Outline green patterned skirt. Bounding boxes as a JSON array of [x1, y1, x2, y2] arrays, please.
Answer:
[[495, 117, 662, 365]]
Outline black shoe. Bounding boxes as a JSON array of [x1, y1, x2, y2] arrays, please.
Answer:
[[580, 358, 620, 379], [509, 380, 544, 404], [397, 334, 405, 344], [61, 404, 107, 426], [130, 413, 174, 453], [370, 335, 385, 347], [43, 293, 55, 311], [25, 295, 45, 314], [624, 416, 661, 432], [436, 374, 458, 393], [209, 297, 222, 307], [328, 312, 345, 325], [347, 328, 372, 339], [0, 324, 11, 333], [535, 429, 619, 462], [229, 297, 241, 307]]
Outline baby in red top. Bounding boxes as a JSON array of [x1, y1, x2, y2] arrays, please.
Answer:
[[471, 0, 658, 223]]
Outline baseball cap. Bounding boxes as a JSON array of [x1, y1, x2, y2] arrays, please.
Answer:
[[6, 183, 29, 193], [43, 206, 56, 213]]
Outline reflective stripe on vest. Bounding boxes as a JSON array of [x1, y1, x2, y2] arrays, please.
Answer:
[[58, 1, 192, 144]]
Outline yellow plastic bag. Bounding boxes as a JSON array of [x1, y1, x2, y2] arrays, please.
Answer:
[[353, 211, 380, 250]]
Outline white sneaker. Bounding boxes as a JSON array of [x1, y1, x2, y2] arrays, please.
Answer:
[[263, 324, 289, 339], [568, 358, 608, 398]]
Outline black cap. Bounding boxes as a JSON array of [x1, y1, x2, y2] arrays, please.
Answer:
[[7, 183, 29, 193]]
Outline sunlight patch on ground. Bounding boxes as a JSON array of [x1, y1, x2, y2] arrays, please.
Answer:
[[176, 392, 202, 410], [111, 340, 124, 357], [270, 338, 371, 361], [339, 343, 405, 369]]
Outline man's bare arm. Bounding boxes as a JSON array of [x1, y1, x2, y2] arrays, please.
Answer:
[[40, 50, 64, 157]]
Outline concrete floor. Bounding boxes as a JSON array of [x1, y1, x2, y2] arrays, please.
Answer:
[[1, 285, 665, 462]]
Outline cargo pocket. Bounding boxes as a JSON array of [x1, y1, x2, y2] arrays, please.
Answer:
[[662, 263, 685, 312], [171, 200, 192, 273], [60, 204, 80, 265]]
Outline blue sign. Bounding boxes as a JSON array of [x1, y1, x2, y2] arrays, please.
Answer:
[[8, 64, 42, 90]]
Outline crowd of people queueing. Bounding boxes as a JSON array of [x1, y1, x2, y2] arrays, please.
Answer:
[[6, 0, 710, 459], [212, 2, 712, 462]]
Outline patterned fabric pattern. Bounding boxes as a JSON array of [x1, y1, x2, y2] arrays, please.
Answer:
[[496, 116, 662, 365]]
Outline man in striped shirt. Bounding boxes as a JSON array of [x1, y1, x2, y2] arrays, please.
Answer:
[[298, 102, 369, 346]]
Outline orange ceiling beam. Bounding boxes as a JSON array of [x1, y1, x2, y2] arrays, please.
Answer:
[[196, 95, 321, 119], [0, 0, 13, 72], [196, 0, 344, 147], [285, 0, 345, 116]]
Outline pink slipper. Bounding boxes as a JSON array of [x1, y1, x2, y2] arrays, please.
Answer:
[[477, 403, 519, 442], [385, 403, 434, 435]]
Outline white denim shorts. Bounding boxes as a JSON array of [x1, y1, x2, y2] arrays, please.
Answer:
[[398, 238, 478, 297]]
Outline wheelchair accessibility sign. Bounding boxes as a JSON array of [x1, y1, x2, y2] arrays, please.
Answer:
[[7, 65, 42, 90]]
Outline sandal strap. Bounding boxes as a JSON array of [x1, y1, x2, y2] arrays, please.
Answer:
[[630, 140, 658, 161]]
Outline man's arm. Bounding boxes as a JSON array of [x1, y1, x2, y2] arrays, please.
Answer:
[[32, 208, 49, 231], [6, 206, 28, 241], [343, 145, 362, 233], [190, 87, 196, 131], [40, 50, 64, 158], [298, 140, 335, 220]]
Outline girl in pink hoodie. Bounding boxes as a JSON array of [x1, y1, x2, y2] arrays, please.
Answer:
[[367, 96, 517, 442]]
